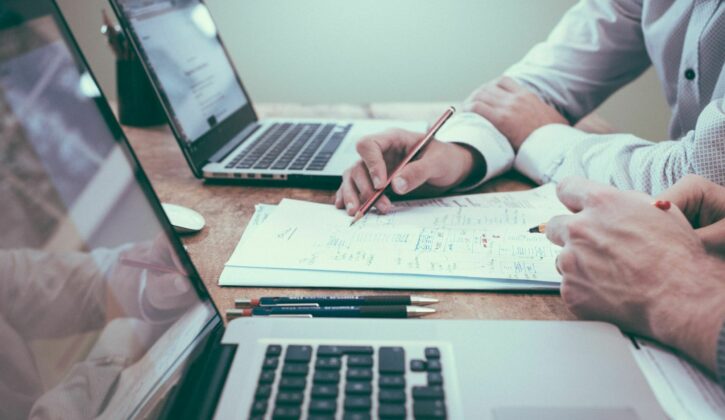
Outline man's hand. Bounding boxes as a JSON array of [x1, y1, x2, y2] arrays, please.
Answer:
[[657, 174, 725, 255], [465, 76, 568, 151], [545, 177, 725, 374], [335, 129, 481, 215]]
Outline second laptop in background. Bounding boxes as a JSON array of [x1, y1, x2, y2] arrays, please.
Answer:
[[109, 0, 426, 187]]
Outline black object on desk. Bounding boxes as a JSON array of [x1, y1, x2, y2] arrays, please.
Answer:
[[102, 10, 165, 127]]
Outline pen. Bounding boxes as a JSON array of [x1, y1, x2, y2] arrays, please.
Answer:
[[235, 295, 439, 308], [120, 257, 184, 275], [349, 106, 456, 226], [528, 200, 673, 234], [225, 305, 435, 319]]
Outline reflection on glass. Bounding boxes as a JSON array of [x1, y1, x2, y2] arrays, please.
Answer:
[[0, 15, 214, 420]]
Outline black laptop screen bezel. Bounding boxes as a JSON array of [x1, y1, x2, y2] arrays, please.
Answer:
[[0, 0, 225, 416], [108, 0, 259, 178]]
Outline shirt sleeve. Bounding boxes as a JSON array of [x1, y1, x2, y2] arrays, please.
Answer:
[[435, 111, 514, 191], [504, 0, 650, 124], [514, 98, 725, 194]]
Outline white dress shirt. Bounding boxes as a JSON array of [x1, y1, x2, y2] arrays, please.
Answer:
[[436, 0, 724, 194]]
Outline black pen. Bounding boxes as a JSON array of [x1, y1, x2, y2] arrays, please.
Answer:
[[235, 295, 438, 308], [226, 305, 435, 319]]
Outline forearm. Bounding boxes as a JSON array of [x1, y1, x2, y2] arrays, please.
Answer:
[[651, 256, 725, 378], [515, 99, 725, 194]]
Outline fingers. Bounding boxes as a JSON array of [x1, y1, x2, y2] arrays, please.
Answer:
[[545, 214, 574, 246], [496, 76, 524, 93], [555, 176, 614, 213], [656, 174, 725, 228], [390, 160, 437, 195], [697, 219, 725, 254], [356, 129, 421, 189], [336, 162, 393, 215]]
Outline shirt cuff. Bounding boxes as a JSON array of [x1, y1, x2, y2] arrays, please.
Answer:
[[435, 112, 514, 191], [718, 318, 725, 389], [514, 124, 587, 184]]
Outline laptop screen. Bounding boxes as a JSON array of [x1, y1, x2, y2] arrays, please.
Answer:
[[114, 0, 249, 146], [0, 2, 217, 419]]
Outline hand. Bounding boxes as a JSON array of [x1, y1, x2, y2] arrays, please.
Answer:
[[335, 129, 481, 215], [656, 174, 725, 255], [545, 177, 725, 374], [464, 76, 568, 151]]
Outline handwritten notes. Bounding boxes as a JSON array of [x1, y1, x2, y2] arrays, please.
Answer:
[[221, 184, 568, 290]]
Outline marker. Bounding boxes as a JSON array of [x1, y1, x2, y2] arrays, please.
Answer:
[[235, 295, 439, 308], [225, 305, 435, 319]]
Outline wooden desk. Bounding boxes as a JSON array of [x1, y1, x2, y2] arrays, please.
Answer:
[[123, 103, 577, 321]]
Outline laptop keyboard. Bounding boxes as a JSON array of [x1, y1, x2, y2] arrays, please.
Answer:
[[225, 123, 352, 172], [249, 344, 448, 419]]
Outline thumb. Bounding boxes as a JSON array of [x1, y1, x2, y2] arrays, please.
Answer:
[[390, 160, 435, 195]]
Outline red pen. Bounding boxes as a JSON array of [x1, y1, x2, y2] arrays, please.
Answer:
[[349, 106, 456, 226]]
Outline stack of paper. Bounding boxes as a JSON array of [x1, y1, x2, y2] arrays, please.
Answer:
[[220, 184, 569, 290]]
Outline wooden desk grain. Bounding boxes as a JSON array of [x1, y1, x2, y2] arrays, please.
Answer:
[[122, 103, 576, 322]]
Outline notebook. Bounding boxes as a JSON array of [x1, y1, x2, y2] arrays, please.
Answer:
[[220, 184, 568, 290]]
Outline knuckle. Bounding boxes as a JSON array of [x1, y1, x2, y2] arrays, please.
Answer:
[[565, 219, 590, 241], [557, 249, 578, 275], [583, 189, 612, 208]]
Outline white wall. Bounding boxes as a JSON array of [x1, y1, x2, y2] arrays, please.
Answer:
[[57, 0, 672, 140]]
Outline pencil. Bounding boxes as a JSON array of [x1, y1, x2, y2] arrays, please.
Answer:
[[349, 106, 456, 226], [527, 200, 672, 234]]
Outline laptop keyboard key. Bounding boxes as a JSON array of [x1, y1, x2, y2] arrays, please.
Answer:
[[258, 370, 276, 384], [340, 346, 374, 355], [262, 357, 279, 370], [255, 384, 272, 399], [314, 370, 340, 384], [276, 391, 304, 405], [412, 386, 444, 400], [378, 347, 405, 374], [427, 372, 443, 386], [344, 396, 372, 411], [316, 357, 342, 370], [348, 355, 373, 367], [345, 381, 372, 395], [413, 400, 447, 419], [279, 376, 306, 390], [379, 375, 405, 389], [410, 359, 427, 371], [266, 345, 282, 356], [311, 384, 339, 399], [427, 359, 442, 372], [347, 368, 373, 381], [343, 413, 371, 420], [272, 405, 301, 419], [285, 345, 312, 363], [309, 399, 337, 414], [317, 345, 343, 357], [250, 399, 268, 415], [424, 347, 440, 359], [379, 403, 406, 418], [379, 389, 406, 403], [282, 363, 309, 376]]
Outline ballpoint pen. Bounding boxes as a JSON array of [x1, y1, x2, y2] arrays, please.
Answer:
[[226, 305, 435, 319], [235, 295, 439, 308]]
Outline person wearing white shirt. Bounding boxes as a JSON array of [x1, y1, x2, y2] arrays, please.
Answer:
[[334, 0, 724, 214]]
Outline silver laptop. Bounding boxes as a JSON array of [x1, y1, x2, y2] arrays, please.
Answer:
[[0, 2, 665, 418], [108, 0, 426, 187]]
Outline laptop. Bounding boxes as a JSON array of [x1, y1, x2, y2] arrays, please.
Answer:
[[0, 1, 666, 419], [107, 0, 426, 187]]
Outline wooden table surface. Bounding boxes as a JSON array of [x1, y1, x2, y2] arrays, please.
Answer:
[[122, 103, 577, 322]]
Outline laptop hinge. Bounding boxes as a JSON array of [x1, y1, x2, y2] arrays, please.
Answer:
[[160, 323, 237, 420], [208, 123, 261, 164]]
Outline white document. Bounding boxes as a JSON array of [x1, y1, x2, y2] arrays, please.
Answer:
[[631, 338, 725, 420], [220, 185, 567, 290]]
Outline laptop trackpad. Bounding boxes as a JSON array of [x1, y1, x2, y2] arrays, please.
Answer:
[[493, 407, 639, 420]]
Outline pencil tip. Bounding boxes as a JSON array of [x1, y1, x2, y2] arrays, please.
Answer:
[[349, 212, 362, 227]]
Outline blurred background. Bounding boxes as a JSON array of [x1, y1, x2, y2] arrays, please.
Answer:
[[57, 0, 672, 140]]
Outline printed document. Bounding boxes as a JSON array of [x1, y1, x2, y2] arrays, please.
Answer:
[[220, 185, 567, 290]]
